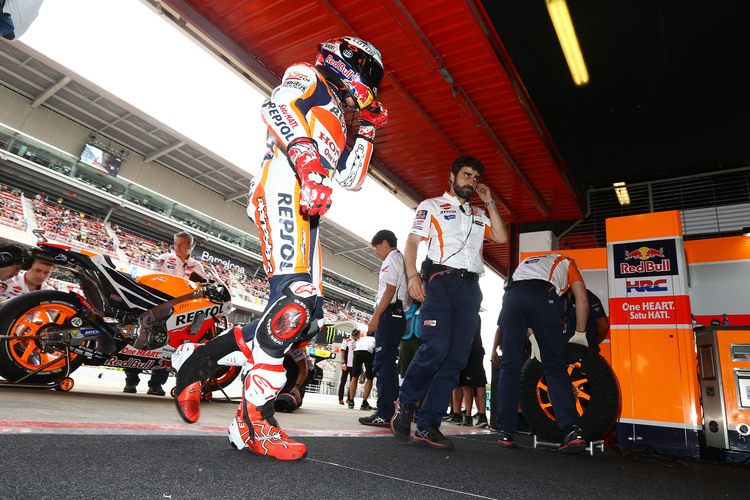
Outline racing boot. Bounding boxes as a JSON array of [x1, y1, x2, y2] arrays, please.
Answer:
[[227, 359, 307, 460], [173, 326, 250, 424]]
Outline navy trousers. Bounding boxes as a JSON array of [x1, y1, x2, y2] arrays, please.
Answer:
[[399, 272, 482, 428], [496, 280, 580, 433], [372, 304, 405, 419]]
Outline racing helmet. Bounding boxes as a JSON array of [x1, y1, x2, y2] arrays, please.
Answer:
[[315, 36, 384, 110]]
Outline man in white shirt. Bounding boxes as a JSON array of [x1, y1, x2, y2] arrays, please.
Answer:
[[124, 231, 205, 396], [0, 0, 45, 40], [392, 155, 508, 449], [152, 231, 205, 280], [348, 331, 376, 410], [360, 230, 407, 427], [338, 330, 359, 405], [0, 248, 55, 305]]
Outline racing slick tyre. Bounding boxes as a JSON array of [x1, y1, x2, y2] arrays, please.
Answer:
[[0, 291, 86, 384], [519, 343, 620, 443]]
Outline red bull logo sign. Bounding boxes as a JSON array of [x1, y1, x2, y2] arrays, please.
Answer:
[[613, 238, 678, 278]]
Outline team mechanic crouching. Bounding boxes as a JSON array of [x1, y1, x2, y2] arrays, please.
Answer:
[[496, 253, 590, 453], [170, 36, 388, 461]]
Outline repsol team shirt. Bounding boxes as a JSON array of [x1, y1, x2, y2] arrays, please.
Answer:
[[512, 253, 583, 296], [410, 192, 492, 274], [153, 252, 205, 279], [375, 249, 408, 307], [0, 270, 53, 304]]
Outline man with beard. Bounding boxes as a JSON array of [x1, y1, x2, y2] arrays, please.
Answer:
[[391, 155, 508, 449]]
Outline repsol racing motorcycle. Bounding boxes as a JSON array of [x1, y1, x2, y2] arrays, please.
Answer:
[[0, 230, 239, 392]]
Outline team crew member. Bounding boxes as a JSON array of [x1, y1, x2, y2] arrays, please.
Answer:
[[171, 36, 387, 461], [0, 242, 30, 281], [391, 155, 508, 449], [0, 0, 45, 40], [124, 231, 205, 396], [152, 231, 205, 279], [496, 253, 590, 453], [274, 345, 314, 413], [564, 288, 609, 353], [349, 331, 376, 409], [338, 330, 358, 405], [360, 229, 407, 427], [0, 248, 55, 304]]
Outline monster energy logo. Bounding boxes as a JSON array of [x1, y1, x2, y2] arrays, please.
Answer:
[[325, 325, 337, 344]]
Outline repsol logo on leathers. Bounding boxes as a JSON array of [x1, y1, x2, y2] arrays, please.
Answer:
[[266, 102, 295, 142], [278, 193, 296, 271]]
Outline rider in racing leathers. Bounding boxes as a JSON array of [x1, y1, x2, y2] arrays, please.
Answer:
[[171, 37, 388, 461]]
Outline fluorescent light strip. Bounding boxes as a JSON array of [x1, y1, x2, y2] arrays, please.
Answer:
[[546, 0, 589, 86]]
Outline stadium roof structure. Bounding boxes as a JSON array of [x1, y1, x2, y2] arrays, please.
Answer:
[[148, 0, 750, 276], [0, 40, 385, 276]]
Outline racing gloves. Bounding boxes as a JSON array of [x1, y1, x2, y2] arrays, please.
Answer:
[[287, 137, 333, 216], [356, 101, 388, 142]]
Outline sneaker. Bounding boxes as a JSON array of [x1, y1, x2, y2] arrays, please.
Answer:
[[146, 384, 165, 396], [123, 380, 137, 394], [359, 413, 391, 427], [449, 412, 463, 424], [461, 414, 473, 426], [442, 412, 452, 422], [227, 399, 307, 461], [347, 399, 355, 409], [497, 430, 517, 448], [391, 400, 416, 441], [360, 400, 372, 411], [474, 414, 489, 429], [559, 427, 586, 454], [338, 398, 344, 405], [173, 344, 218, 424], [414, 425, 455, 449]]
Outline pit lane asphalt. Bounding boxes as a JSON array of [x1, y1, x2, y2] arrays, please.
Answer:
[[0, 367, 747, 500]]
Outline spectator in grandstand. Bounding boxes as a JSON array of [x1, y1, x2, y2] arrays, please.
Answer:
[[172, 36, 387, 461], [124, 231, 205, 396], [0, 248, 55, 305], [0, 0, 45, 41], [0, 242, 30, 282]]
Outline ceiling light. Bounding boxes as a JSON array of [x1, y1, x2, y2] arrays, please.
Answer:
[[545, 0, 589, 86], [613, 182, 630, 206]]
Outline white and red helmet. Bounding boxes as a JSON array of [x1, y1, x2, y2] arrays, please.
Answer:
[[315, 36, 384, 110]]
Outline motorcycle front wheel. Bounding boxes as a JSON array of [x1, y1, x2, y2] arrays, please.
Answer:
[[0, 291, 86, 384]]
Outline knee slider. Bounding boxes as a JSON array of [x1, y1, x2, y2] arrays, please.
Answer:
[[256, 281, 318, 357]]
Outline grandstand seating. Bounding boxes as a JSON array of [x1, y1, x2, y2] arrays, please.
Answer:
[[0, 185, 27, 230]]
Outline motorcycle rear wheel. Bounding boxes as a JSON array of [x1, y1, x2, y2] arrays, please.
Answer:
[[0, 291, 85, 384], [205, 365, 240, 392]]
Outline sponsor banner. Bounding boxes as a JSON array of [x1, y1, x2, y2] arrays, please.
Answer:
[[613, 238, 679, 279], [610, 295, 692, 325], [199, 250, 250, 276]]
